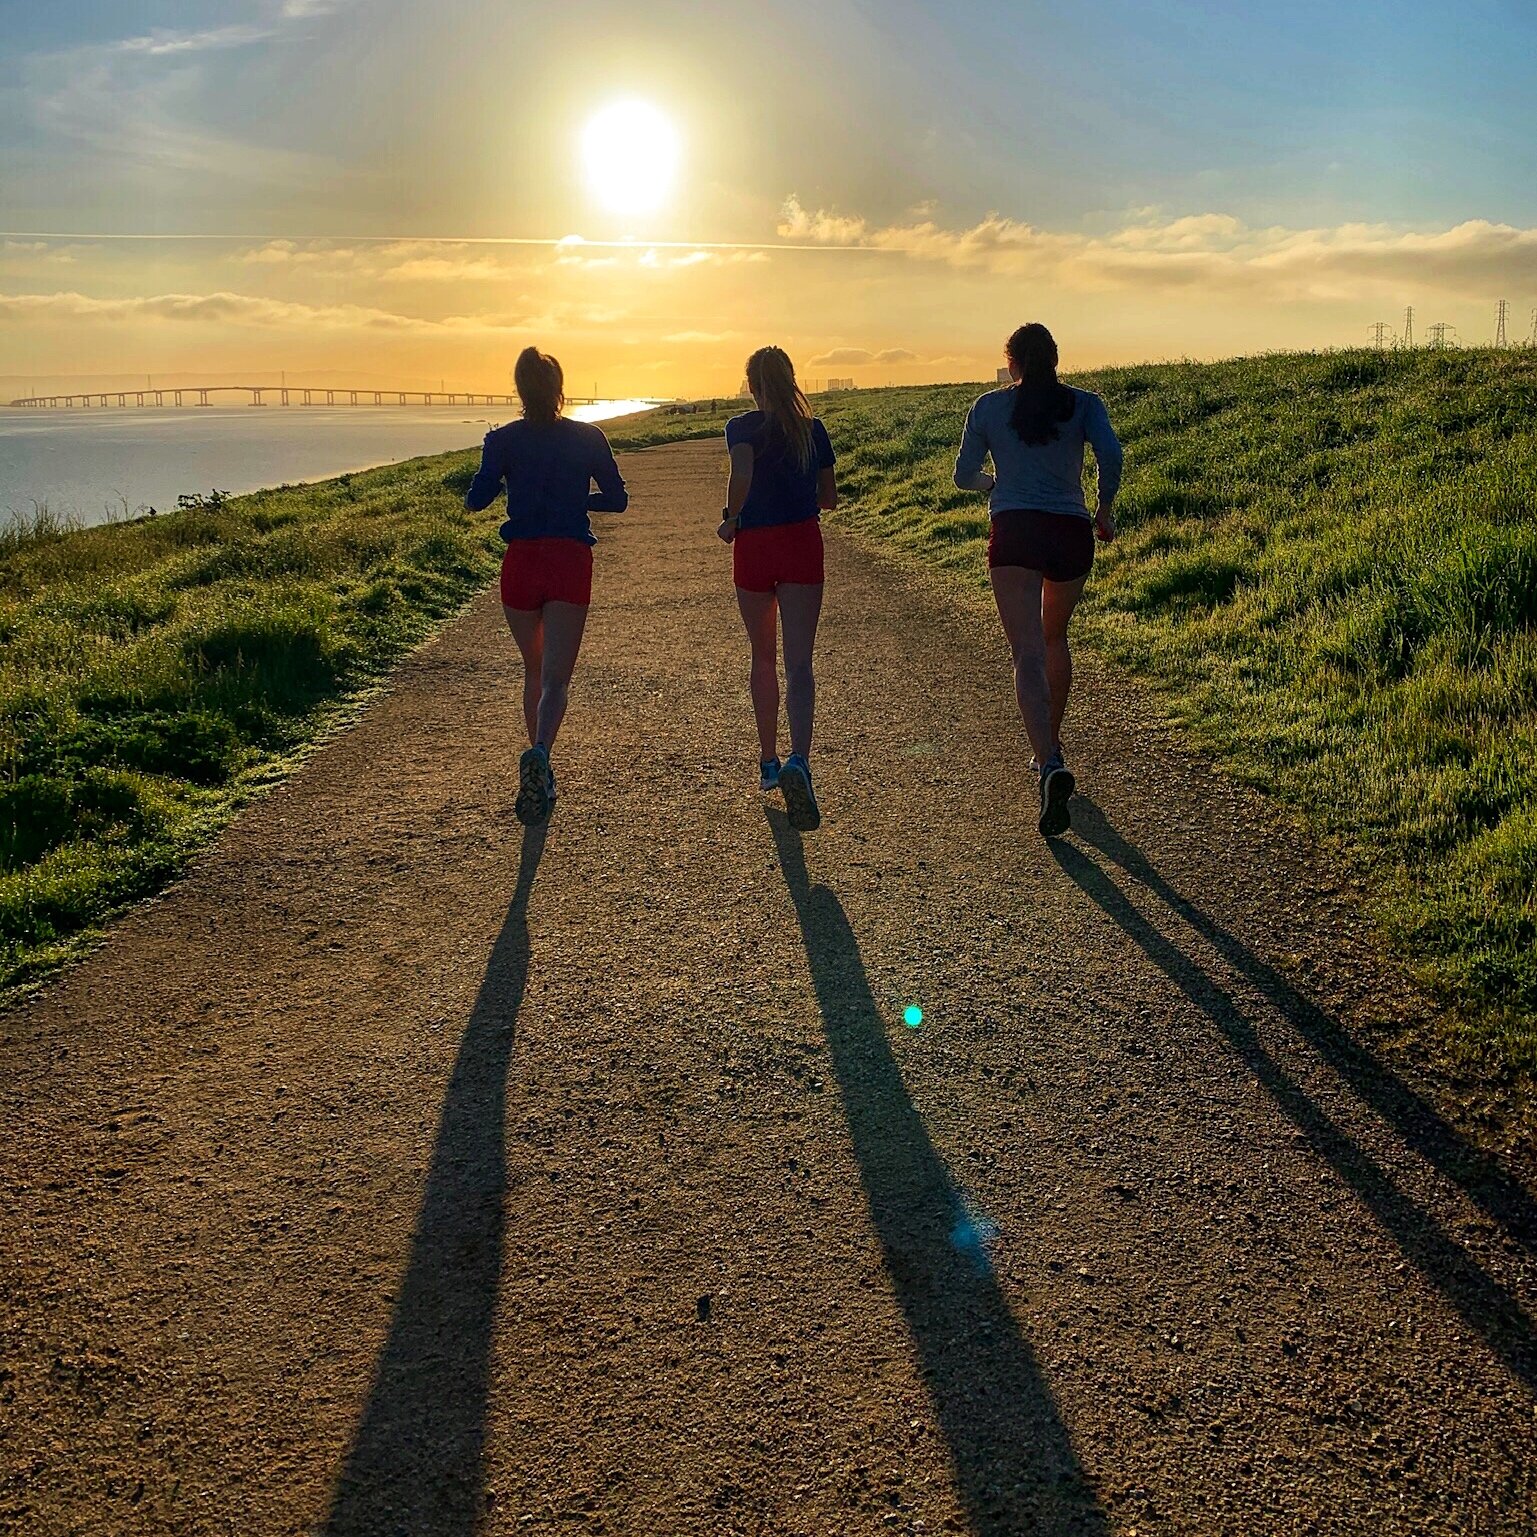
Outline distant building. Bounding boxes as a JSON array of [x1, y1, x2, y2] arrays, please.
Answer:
[[997, 367, 1013, 385], [827, 377, 856, 392]]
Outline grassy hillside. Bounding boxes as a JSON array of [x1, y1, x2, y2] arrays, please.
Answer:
[[4, 352, 1534, 1076], [0, 460, 502, 994], [602, 353, 1537, 1071]]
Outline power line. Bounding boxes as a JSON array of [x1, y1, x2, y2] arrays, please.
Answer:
[[1495, 298, 1509, 348]]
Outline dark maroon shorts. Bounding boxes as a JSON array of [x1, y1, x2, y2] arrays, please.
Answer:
[[987, 509, 1095, 583]]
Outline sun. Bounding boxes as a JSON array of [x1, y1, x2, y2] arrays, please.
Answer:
[[581, 100, 681, 218]]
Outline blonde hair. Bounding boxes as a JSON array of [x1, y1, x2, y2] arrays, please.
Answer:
[[514, 346, 565, 424], [745, 346, 814, 470]]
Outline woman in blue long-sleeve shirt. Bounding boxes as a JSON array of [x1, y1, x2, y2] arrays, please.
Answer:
[[465, 346, 628, 826], [953, 323, 1122, 837]]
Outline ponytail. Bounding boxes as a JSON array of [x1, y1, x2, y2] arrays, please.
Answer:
[[1005, 323, 1074, 446], [745, 346, 815, 470], [514, 346, 565, 425]]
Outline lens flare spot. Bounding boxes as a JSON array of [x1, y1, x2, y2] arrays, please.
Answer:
[[903, 1005, 924, 1028]]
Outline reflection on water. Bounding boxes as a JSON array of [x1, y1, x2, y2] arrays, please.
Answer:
[[0, 399, 658, 528]]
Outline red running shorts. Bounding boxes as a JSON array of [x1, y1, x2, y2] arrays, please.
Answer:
[[500, 537, 593, 610], [733, 518, 825, 593]]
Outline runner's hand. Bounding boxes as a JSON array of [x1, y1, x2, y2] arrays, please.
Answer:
[[717, 514, 738, 544], [1094, 505, 1117, 543]]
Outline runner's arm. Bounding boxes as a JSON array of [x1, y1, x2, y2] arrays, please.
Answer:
[[464, 433, 505, 511], [1084, 394, 1123, 510], [725, 442, 754, 517], [587, 432, 629, 513], [815, 419, 837, 510], [952, 401, 995, 492]]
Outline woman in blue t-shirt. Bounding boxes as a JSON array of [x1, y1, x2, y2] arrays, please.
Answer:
[[465, 346, 628, 826], [717, 346, 837, 831]]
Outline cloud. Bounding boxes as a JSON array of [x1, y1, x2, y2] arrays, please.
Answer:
[[0, 241, 87, 266], [778, 198, 869, 246], [808, 347, 920, 366], [236, 239, 361, 268], [0, 288, 531, 334], [19, 23, 339, 194], [663, 330, 740, 344], [383, 256, 525, 282], [777, 196, 1537, 301], [113, 26, 271, 56]]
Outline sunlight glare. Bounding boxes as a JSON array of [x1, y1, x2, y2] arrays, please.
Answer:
[[581, 100, 681, 218]]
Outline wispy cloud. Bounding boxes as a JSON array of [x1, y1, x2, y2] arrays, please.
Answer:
[[0, 289, 533, 334], [1, 239, 87, 264], [18, 22, 339, 196], [808, 346, 919, 366], [663, 330, 742, 344], [113, 26, 271, 56], [777, 196, 1537, 301]]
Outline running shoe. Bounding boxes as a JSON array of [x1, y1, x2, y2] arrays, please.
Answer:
[[759, 757, 782, 791], [1038, 757, 1075, 838], [516, 745, 554, 826], [779, 753, 821, 832]]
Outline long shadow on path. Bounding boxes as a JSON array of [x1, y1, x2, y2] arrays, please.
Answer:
[[1052, 798, 1536, 1392], [766, 809, 1106, 1537], [325, 824, 546, 1536]]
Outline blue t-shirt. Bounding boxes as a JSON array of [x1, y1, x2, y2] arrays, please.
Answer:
[[725, 412, 835, 530], [464, 417, 628, 546]]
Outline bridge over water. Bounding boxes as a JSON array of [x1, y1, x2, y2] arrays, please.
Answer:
[[7, 386, 605, 410]]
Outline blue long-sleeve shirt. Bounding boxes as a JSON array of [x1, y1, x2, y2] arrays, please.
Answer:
[[953, 386, 1123, 519], [465, 417, 628, 545]]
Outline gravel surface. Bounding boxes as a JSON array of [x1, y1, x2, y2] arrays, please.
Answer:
[[2, 441, 1534, 1536]]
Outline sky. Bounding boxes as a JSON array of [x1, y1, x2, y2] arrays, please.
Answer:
[[3, 0, 1537, 397]]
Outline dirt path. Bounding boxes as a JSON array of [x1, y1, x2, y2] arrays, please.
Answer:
[[3, 440, 1535, 1536]]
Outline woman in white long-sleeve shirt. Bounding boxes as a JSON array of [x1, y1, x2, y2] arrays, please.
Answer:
[[954, 323, 1123, 837]]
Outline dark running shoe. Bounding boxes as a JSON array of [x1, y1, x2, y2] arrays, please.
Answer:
[[1038, 760, 1075, 838], [779, 753, 821, 832], [759, 756, 782, 792], [516, 745, 554, 827]]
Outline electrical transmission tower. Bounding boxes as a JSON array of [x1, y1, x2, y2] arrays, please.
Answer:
[[1369, 321, 1392, 348], [1401, 305, 1414, 348], [1495, 298, 1509, 348], [1530, 308, 1537, 348], [1426, 322, 1456, 348]]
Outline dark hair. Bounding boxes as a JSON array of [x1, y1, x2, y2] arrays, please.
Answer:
[[1005, 323, 1075, 446], [745, 345, 815, 470], [514, 346, 565, 424]]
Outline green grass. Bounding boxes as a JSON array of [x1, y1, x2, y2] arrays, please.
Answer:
[[0, 457, 503, 995], [6, 355, 1535, 1076], [605, 354, 1537, 1071]]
